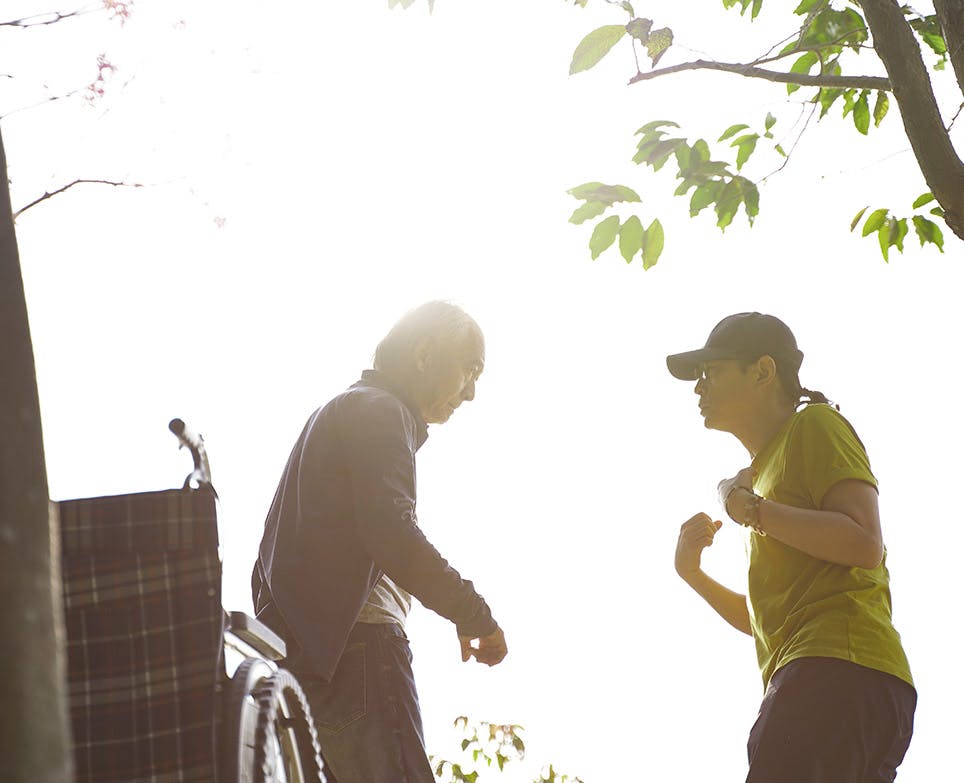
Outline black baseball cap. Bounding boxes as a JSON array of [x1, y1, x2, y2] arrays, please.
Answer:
[[666, 312, 804, 381]]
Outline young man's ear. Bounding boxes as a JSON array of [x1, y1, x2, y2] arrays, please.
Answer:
[[756, 355, 779, 385]]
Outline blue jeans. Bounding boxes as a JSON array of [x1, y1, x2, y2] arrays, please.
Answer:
[[293, 623, 435, 783]]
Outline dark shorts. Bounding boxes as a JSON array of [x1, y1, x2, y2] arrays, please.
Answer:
[[291, 623, 434, 783], [747, 657, 916, 783]]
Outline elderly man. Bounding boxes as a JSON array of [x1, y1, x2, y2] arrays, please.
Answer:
[[252, 300, 506, 783]]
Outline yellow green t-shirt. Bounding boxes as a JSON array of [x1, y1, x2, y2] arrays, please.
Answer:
[[748, 403, 913, 690]]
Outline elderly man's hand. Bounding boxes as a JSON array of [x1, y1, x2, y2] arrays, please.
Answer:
[[459, 627, 508, 666]]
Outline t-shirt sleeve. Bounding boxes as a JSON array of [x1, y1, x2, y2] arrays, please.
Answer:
[[794, 405, 878, 509]]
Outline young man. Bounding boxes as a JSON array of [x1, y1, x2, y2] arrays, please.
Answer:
[[667, 312, 915, 783], [253, 301, 507, 783]]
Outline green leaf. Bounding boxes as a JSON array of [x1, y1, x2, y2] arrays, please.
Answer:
[[618, 215, 644, 263], [567, 181, 606, 200], [742, 179, 760, 223], [794, 0, 828, 15], [714, 177, 758, 229], [646, 27, 674, 66], [691, 139, 710, 163], [633, 138, 660, 164], [861, 208, 888, 236], [635, 119, 680, 135], [674, 144, 692, 173], [774, 143, 787, 157], [569, 201, 608, 224], [690, 181, 720, 216], [696, 161, 732, 177], [842, 89, 858, 118], [765, 112, 777, 132], [819, 87, 844, 118], [642, 219, 664, 269], [732, 133, 759, 170], [911, 192, 935, 209], [850, 206, 868, 232], [570, 25, 628, 75], [715, 180, 741, 230], [922, 31, 947, 55], [891, 217, 908, 252], [567, 182, 641, 206], [626, 17, 652, 42], [788, 52, 818, 95], [872, 91, 889, 127], [910, 15, 947, 55], [852, 91, 870, 134], [930, 206, 945, 218], [589, 215, 620, 259], [621, 2, 636, 16], [877, 223, 890, 261], [718, 123, 750, 142], [647, 138, 683, 171], [912, 215, 945, 252]]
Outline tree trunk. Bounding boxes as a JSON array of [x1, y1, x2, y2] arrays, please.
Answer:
[[934, 0, 964, 101], [0, 129, 73, 782], [859, 0, 964, 238]]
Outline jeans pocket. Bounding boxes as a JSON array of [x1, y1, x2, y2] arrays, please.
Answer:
[[303, 642, 367, 734]]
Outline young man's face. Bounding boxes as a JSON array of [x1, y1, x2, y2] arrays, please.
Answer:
[[412, 331, 485, 425], [693, 359, 757, 432]]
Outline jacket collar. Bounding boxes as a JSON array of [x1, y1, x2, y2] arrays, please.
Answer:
[[356, 370, 428, 447]]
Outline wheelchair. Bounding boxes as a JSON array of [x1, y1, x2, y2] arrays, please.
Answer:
[[58, 418, 327, 783]]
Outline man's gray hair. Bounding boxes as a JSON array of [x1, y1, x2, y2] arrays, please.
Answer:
[[373, 301, 482, 377]]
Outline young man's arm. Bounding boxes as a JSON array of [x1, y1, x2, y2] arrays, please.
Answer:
[[675, 512, 752, 636], [724, 479, 883, 570]]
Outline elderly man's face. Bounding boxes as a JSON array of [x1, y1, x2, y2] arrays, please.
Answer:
[[413, 331, 485, 424]]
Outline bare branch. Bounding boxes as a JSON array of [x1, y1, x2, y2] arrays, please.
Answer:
[[629, 59, 891, 90], [0, 6, 99, 28], [0, 90, 82, 121], [14, 179, 143, 219], [753, 26, 873, 67], [949, 102, 964, 132], [759, 102, 818, 184]]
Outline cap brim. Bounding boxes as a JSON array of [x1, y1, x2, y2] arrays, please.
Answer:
[[666, 347, 734, 381]]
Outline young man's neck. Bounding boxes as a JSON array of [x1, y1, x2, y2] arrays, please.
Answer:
[[735, 402, 796, 458]]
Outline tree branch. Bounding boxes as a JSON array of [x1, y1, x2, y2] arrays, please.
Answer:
[[14, 179, 143, 219], [0, 7, 96, 28], [628, 59, 891, 90], [859, 0, 964, 239]]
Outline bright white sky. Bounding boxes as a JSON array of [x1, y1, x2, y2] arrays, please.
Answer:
[[5, 1, 963, 780]]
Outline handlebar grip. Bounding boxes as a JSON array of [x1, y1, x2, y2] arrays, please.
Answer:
[[169, 418, 203, 451]]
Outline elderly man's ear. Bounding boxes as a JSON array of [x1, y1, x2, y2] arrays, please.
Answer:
[[413, 336, 439, 373]]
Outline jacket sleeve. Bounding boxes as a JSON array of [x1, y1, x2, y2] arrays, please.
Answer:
[[336, 392, 498, 638]]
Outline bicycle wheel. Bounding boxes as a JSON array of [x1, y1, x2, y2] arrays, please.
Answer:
[[222, 659, 326, 783]]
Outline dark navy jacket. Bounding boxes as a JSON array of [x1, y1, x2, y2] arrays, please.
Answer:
[[252, 370, 497, 681]]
